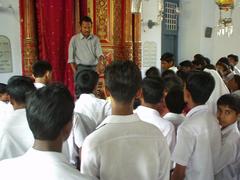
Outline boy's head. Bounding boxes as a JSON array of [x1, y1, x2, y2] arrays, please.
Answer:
[[145, 66, 160, 78], [142, 77, 164, 104], [165, 87, 185, 114], [217, 94, 240, 129], [75, 69, 99, 97], [161, 52, 175, 71], [179, 60, 193, 72], [228, 54, 239, 66], [104, 60, 141, 103], [26, 83, 74, 141], [184, 71, 215, 106], [7, 76, 36, 107], [32, 60, 52, 83], [0, 83, 9, 103]]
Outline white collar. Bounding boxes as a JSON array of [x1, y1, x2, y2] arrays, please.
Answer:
[[222, 122, 239, 135], [97, 113, 139, 129], [135, 105, 160, 116], [186, 105, 208, 118]]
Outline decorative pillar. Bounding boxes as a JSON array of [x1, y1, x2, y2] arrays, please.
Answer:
[[133, 13, 142, 68], [75, 0, 81, 33], [123, 0, 133, 61], [20, 0, 38, 76]]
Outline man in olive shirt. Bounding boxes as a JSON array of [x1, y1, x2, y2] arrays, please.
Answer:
[[68, 16, 105, 75]]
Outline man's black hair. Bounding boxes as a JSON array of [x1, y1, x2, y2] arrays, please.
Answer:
[[179, 60, 193, 68], [80, 16, 92, 25], [7, 76, 36, 104], [142, 77, 164, 104], [26, 83, 74, 140], [32, 60, 52, 78], [75, 69, 99, 97], [161, 69, 175, 78], [161, 52, 174, 63], [0, 83, 7, 94], [228, 54, 239, 62], [165, 87, 185, 114], [145, 66, 160, 78], [104, 60, 141, 103], [217, 94, 240, 113], [186, 71, 215, 105], [163, 75, 183, 92]]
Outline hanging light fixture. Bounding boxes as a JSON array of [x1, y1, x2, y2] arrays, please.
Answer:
[[215, 0, 234, 37]]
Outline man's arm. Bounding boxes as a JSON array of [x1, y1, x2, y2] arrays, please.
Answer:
[[171, 164, 186, 180], [96, 55, 105, 74], [70, 63, 77, 75]]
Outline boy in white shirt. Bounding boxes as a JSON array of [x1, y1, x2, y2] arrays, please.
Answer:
[[32, 60, 52, 89], [71, 69, 111, 167], [0, 76, 36, 160], [171, 71, 222, 180], [134, 77, 175, 152], [81, 60, 170, 180], [164, 87, 185, 134], [215, 94, 240, 180], [0, 83, 94, 180]]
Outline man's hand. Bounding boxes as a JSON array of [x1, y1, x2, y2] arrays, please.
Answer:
[[97, 55, 105, 74], [70, 63, 77, 75]]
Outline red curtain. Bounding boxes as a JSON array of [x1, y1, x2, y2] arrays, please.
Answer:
[[36, 0, 75, 94]]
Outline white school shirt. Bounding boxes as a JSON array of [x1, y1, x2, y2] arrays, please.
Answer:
[[0, 101, 13, 122], [74, 93, 111, 126], [163, 112, 185, 134], [0, 108, 34, 160], [233, 66, 240, 75], [172, 105, 222, 180], [0, 148, 96, 180], [134, 105, 176, 152], [67, 112, 95, 166], [215, 122, 240, 180], [81, 114, 171, 180], [34, 82, 45, 89]]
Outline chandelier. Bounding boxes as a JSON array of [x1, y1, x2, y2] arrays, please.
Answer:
[[215, 0, 234, 37]]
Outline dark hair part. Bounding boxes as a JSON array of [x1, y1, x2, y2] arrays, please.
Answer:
[[228, 54, 239, 62], [145, 66, 160, 78], [161, 52, 174, 63], [75, 70, 99, 97], [217, 57, 231, 67], [0, 83, 7, 94], [233, 74, 240, 89], [163, 75, 183, 92], [26, 83, 74, 140], [186, 71, 215, 104], [165, 87, 185, 113], [217, 94, 240, 113], [80, 16, 92, 25], [142, 77, 164, 104], [7, 76, 36, 104], [161, 69, 175, 78], [32, 60, 52, 78], [104, 60, 141, 103], [179, 60, 193, 68]]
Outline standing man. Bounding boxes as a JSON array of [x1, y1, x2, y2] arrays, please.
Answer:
[[160, 52, 178, 73], [68, 16, 105, 76]]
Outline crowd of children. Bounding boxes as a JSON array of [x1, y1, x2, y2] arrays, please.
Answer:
[[0, 53, 239, 180]]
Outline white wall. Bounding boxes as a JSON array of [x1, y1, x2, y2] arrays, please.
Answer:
[[141, 0, 162, 75], [178, 0, 240, 67], [0, 0, 21, 84]]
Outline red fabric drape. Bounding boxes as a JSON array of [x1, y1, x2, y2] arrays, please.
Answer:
[[36, 0, 75, 94]]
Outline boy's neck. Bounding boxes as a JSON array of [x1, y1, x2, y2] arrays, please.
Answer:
[[142, 102, 159, 112], [35, 78, 46, 85], [111, 99, 134, 115], [33, 139, 62, 153]]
